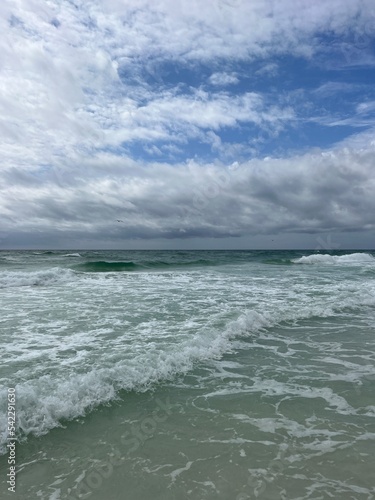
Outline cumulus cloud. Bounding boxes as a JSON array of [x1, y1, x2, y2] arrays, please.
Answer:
[[1, 0, 375, 247]]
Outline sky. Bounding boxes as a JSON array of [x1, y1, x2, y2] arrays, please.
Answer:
[[1, 0, 375, 249]]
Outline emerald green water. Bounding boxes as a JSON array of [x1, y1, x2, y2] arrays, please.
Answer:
[[1, 250, 375, 499]]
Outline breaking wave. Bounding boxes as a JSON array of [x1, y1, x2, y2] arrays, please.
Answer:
[[293, 253, 375, 265], [1, 281, 374, 454], [0, 268, 76, 288]]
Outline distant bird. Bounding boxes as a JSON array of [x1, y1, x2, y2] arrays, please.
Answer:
[[117, 220, 124, 223]]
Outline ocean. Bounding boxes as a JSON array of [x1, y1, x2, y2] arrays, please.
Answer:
[[0, 250, 374, 500]]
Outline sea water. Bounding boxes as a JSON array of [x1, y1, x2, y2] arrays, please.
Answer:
[[0, 250, 374, 499]]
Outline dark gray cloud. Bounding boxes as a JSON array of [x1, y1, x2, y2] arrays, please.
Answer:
[[1, 144, 374, 248]]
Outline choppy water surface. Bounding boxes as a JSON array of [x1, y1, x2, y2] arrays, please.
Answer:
[[0, 250, 374, 499]]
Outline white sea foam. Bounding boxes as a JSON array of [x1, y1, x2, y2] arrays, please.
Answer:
[[0, 311, 270, 450], [62, 253, 82, 257], [293, 252, 375, 265], [1, 250, 375, 455], [0, 268, 75, 288], [1, 280, 374, 456]]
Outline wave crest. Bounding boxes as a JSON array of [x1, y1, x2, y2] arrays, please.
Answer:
[[74, 259, 216, 272], [0, 268, 75, 288], [293, 253, 375, 265], [1, 283, 375, 454]]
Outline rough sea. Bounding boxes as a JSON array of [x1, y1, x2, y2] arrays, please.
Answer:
[[0, 250, 375, 500]]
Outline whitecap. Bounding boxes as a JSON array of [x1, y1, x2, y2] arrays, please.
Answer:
[[0, 268, 76, 288], [293, 253, 375, 265]]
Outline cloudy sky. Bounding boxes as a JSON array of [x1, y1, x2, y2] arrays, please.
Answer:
[[1, 0, 375, 249]]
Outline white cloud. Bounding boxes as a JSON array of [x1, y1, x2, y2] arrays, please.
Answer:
[[1, 0, 373, 170], [1, 0, 375, 246], [357, 101, 375, 114], [313, 82, 363, 96], [208, 72, 239, 86], [310, 99, 375, 129], [255, 63, 279, 77]]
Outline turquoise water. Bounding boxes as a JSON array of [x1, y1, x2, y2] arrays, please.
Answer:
[[0, 250, 375, 499]]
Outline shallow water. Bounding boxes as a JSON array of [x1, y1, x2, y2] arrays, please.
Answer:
[[1, 250, 375, 499]]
